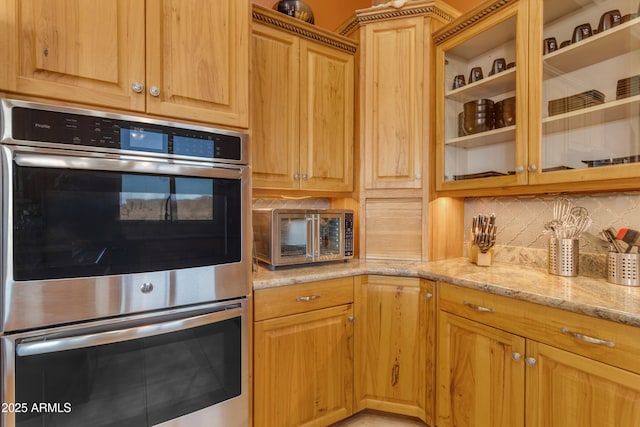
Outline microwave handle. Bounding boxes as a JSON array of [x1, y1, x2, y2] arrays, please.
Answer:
[[307, 215, 315, 260], [16, 305, 243, 357]]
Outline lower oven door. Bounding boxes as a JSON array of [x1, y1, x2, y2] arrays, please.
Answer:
[[1, 299, 248, 427]]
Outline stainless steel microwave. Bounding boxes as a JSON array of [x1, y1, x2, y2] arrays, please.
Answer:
[[253, 209, 354, 268]]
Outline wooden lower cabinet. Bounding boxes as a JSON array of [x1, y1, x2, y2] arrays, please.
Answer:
[[253, 304, 354, 427], [354, 276, 435, 425], [526, 341, 640, 427], [437, 282, 640, 427], [437, 311, 525, 427]]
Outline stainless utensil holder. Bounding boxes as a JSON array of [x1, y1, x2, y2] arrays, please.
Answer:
[[607, 253, 640, 286], [548, 238, 578, 276]]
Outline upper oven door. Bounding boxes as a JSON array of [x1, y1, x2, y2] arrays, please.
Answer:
[[1, 145, 251, 331]]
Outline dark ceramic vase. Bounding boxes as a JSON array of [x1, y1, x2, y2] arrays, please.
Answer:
[[273, 0, 314, 24]]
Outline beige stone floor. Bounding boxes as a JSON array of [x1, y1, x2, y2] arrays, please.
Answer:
[[330, 411, 427, 426]]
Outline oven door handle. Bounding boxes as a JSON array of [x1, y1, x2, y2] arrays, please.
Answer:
[[12, 151, 243, 180], [16, 305, 243, 357]]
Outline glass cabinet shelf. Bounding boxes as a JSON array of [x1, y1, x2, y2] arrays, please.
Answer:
[[543, 17, 640, 78], [445, 68, 517, 102], [543, 93, 640, 132], [445, 125, 516, 148]]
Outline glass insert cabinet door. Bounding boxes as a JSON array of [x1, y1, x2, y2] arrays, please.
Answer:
[[435, 0, 529, 191], [529, 0, 640, 184]]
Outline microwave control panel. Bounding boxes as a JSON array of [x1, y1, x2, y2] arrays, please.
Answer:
[[344, 212, 354, 257]]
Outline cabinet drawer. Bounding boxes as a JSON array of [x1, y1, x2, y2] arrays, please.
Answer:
[[254, 277, 354, 321], [439, 282, 640, 374]]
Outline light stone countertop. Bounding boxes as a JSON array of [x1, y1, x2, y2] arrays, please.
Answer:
[[253, 258, 640, 328]]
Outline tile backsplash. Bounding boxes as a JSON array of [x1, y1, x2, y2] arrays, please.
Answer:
[[465, 192, 640, 277]]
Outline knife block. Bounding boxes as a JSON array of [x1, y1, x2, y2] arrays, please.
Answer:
[[476, 249, 493, 266], [468, 232, 479, 264], [469, 230, 493, 266]]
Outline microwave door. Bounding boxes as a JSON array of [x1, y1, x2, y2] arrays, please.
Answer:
[[275, 213, 313, 265], [317, 213, 344, 261]]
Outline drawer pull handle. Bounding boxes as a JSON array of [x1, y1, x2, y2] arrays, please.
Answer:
[[463, 301, 495, 313], [296, 295, 321, 302], [561, 328, 615, 348]]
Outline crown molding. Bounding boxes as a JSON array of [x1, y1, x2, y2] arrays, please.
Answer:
[[432, 0, 517, 45], [336, 0, 460, 36], [252, 5, 358, 54]]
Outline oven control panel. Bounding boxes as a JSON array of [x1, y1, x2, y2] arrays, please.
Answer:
[[1, 100, 247, 164]]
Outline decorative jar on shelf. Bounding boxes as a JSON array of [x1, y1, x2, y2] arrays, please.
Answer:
[[273, 0, 314, 24]]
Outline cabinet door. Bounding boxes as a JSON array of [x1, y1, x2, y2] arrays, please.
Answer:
[[145, 0, 249, 127], [363, 17, 424, 189], [528, 0, 640, 185], [251, 24, 300, 189], [354, 276, 435, 424], [0, 0, 145, 111], [254, 304, 354, 427], [434, 1, 529, 191], [300, 40, 354, 192], [437, 311, 525, 427], [526, 341, 640, 426]]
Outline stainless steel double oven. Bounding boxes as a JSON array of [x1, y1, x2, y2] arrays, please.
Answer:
[[0, 99, 251, 427]]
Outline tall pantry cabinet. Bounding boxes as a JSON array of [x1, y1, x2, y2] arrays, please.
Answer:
[[338, 0, 460, 261], [0, 0, 249, 128]]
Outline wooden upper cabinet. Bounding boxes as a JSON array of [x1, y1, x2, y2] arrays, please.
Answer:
[[1, 0, 145, 111], [433, 0, 640, 196], [145, 0, 249, 127], [300, 40, 354, 192], [0, 0, 249, 128], [251, 24, 301, 189], [251, 5, 356, 192], [363, 17, 424, 189]]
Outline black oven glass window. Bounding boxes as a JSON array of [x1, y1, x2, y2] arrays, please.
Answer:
[[12, 165, 242, 280], [15, 316, 242, 427]]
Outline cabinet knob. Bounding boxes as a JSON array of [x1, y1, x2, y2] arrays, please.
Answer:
[[415, 172, 422, 180], [511, 352, 521, 362], [301, 173, 308, 180], [528, 164, 537, 172], [131, 82, 144, 93], [294, 173, 300, 180], [515, 165, 525, 173], [149, 86, 161, 97], [525, 357, 537, 367], [425, 292, 433, 300]]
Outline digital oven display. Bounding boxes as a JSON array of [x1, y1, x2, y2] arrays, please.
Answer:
[[120, 128, 168, 154]]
